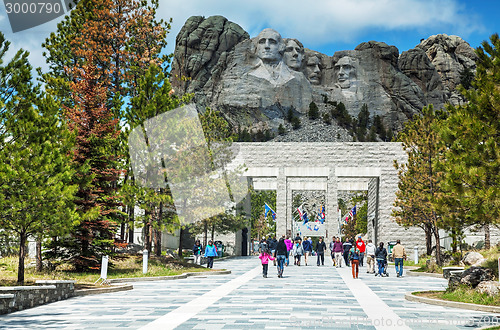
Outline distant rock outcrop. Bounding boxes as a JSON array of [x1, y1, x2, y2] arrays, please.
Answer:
[[170, 16, 477, 138]]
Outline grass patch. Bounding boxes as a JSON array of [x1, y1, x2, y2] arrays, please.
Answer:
[[414, 286, 500, 306], [0, 255, 220, 287]]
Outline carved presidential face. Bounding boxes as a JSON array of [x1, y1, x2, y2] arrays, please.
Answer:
[[255, 29, 283, 64], [283, 39, 304, 70], [335, 56, 357, 89], [305, 55, 322, 85]]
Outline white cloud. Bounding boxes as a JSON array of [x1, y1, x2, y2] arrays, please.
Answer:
[[159, 0, 483, 51], [0, 0, 486, 72]]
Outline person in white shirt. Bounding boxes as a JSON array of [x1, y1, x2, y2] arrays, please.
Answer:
[[365, 239, 376, 274]]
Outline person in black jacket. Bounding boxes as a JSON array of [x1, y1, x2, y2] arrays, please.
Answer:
[[315, 236, 327, 266], [343, 238, 352, 267], [192, 240, 203, 265], [375, 242, 388, 276], [274, 238, 288, 278]]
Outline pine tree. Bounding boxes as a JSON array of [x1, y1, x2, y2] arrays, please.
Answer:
[[0, 34, 77, 282], [61, 59, 123, 271], [308, 101, 319, 120], [393, 105, 447, 263], [440, 33, 500, 249], [123, 64, 191, 254]]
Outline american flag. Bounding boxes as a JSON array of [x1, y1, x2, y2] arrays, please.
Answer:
[[348, 205, 356, 219]]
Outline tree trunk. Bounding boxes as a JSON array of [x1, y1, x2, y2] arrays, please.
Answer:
[[484, 224, 491, 250], [154, 229, 161, 257], [128, 204, 134, 243], [36, 238, 42, 272], [432, 223, 442, 266], [178, 227, 184, 259], [211, 224, 215, 241], [120, 222, 125, 241], [203, 220, 208, 247], [425, 223, 433, 255], [18, 231, 27, 284]]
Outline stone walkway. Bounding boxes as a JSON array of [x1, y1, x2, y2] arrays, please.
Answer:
[[1, 256, 499, 329]]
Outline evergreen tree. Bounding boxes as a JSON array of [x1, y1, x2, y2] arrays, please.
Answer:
[[440, 33, 500, 249], [278, 123, 286, 135], [0, 34, 77, 282], [393, 105, 447, 263], [123, 64, 191, 254], [308, 101, 319, 120], [322, 112, 332, 125], [60, 59, 123, 271]]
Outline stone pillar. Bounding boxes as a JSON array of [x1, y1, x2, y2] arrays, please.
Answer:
[[276, 168, 287, 238], [326, 168, 338, 240], [367, 177, 379, 244]]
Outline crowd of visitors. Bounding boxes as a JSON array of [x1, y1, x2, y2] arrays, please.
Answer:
[[254, 235, 407, 279], [192, 235, 407, 279]]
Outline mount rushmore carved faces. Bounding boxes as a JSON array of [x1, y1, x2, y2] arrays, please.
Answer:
[[283, 39, 304, 70], [255, 28, 284, 64], [335, 56, 357, 89], [305, 54, 322, 85]]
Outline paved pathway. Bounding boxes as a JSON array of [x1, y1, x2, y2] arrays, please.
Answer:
[[1, 257, 499, 329]]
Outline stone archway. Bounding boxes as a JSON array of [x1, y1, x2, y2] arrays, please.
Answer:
[[231, 142, 423, 250]]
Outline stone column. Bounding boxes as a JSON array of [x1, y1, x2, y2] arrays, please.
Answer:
[[326, 168, 338, 240], [367, 177, 379, 244], [276, 168, 287, 238]]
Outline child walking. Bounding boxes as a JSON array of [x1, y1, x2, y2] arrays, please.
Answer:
[[259, 249, 275, 278]]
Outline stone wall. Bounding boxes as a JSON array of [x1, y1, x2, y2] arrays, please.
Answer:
[[0, 280, 75, 315]]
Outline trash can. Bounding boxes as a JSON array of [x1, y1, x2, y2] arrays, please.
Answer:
[[215, 241, 223, 257]]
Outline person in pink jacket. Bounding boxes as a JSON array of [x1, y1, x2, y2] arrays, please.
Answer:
[[259, 249, 275, 278], [284, 236, 293, 266]]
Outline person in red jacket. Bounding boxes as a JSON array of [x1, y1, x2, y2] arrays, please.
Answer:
[[356, 236, 366, 267]]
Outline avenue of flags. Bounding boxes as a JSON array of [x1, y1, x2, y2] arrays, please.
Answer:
[[296, 204, 325, 224], [263, 202, 355, 226]]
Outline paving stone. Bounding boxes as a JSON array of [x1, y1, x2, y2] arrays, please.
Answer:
[[0, 257, 499, 329]]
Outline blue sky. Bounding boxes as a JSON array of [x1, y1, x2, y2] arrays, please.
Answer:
[[0, 0, 499, 71]]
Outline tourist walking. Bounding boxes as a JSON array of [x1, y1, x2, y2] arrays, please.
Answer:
[[375, 242, 388, 276], [284, 236, 293, 266], [302, 236, 312, 265], [259, 248, 275, 278], [356, 236, 366, 267], [316, 236, 327, 266], [365, 239, 376, 274], [204, 240, 218, 269], [292, 240, 304, 266], [259, 237, 268, 253], [349, 244, 361, 278], [192, 240, 203, 265], [274, 238, 287, 278], [343, 238, 352, 267], [392, 240, 407, 277], [333, 237, 344, 267], [329, 237, 336, 266]]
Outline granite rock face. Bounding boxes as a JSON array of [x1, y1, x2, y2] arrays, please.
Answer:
[[171, 16, 477, 135]]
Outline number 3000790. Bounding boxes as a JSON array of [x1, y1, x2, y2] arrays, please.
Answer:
[[5, 2, 62, 14]]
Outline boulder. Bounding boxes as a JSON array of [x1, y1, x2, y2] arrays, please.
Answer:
[[448, 270, 465, 289], [443, 266, 465, 279], [460, 267, 494, 288], [462, 251, 485, 266], [476, 281, 500, 296]]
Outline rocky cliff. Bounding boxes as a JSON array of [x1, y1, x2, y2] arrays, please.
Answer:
[[170, 15, 477, 140]]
